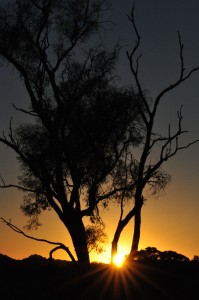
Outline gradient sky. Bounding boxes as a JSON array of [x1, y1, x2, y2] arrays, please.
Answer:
[[1, 0, 199, 263]]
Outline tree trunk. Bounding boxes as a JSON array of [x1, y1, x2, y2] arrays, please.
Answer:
[[111, 206, 136, 263], [128, 205, 142, 261], [63, 210, 90, 264], [111, 223, 121, 263], [129, 196, 143, 260], [131, 207, 141, 255]]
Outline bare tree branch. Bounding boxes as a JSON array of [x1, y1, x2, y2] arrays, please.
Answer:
[[13, 104, 38, 117], [153, 32, 199, 116], [0, 175, 38, 193], [1, 217, 76, 263]]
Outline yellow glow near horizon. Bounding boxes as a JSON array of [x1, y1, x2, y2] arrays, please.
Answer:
[[113, 252, 126, 268]]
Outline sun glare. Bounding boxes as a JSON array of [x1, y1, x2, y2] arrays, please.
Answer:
[[113, 253, 125, 268]]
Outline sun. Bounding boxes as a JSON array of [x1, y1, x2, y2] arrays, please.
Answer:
[[113, 253, 126, 268]]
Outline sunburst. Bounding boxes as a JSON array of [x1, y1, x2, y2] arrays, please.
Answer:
[[113, 253, 126, 268]]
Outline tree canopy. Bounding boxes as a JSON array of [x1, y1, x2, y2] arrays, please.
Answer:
[[0, 0, 143, 264]]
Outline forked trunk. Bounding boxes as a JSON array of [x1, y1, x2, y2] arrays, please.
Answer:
[[111, 206, 137, 263]]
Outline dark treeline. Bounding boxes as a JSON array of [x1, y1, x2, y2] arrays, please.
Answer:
[[1, 250, 199, 300]]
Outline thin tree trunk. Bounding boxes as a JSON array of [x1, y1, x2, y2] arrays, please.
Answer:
[[128, 205, 142, 261], [111, 223, 121, 263], [127, 194, 143, 261], [111, 206, 137, 263]]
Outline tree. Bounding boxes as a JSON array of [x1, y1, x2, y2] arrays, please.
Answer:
[[134, 247, 189, 262], [192, 255, 199, 262], [0, 0, 143, 264], [134, 247, 161, 261], [159, 250, 189, 262], [111, 5, 199, 263]]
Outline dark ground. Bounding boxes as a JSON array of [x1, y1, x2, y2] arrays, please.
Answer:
[[1, 254, 199, 300]]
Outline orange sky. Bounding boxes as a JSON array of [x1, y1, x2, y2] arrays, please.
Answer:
[[1, 151, 199, 264]]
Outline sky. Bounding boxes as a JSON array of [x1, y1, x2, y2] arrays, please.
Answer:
[[1, 0, 199, 264]]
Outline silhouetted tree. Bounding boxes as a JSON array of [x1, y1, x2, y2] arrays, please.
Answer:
[[111, 4, 199, 263], [0, 0, 143, 264], [134, 247, 189, 262], [134, 247, 161, 261], [160, 250, 189, 262], [192, 255, 199, 263]]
